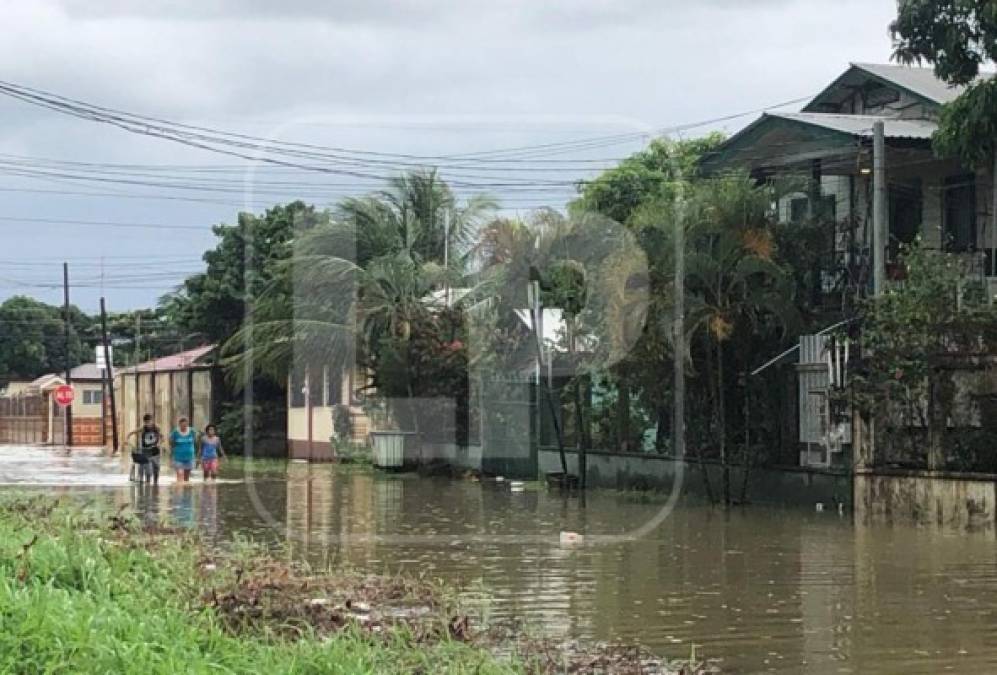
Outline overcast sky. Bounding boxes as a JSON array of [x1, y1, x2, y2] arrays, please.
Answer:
[[0, 0, 899, 312]]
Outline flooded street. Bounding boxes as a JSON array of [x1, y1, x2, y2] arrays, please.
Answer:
[[4, 446, 997, 674]]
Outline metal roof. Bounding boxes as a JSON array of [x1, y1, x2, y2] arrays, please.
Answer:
[[850, 62, 974, 105], [119, 344, 216, 374], [803, 62, 992, 112], [28, 373, 64, 390], [69, 363, 103, 381], [769, 112, 937, 140]]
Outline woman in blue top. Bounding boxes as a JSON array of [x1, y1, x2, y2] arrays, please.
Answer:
[[169, 417, 198, 483]]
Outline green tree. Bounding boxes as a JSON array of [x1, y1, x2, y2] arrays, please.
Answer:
[[224, 172, 495, 438], [572, 133, 726, 224], [892, 1, 997, 223], [0, 296, 91, 380], [851, 243, 997, 469], [164, 201, 329, 345], [684, 175, 797, 503], [573, 136, 727, 457]]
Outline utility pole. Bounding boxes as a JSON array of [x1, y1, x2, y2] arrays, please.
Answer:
[[135, 313, 142, 365], [991, 151, 997, 284], [443, 210, 450, 308], [63, 262, 73, 447], [672, 157, 686, 467], [873, 121, 887, 296], [100, 297, 119, 453]]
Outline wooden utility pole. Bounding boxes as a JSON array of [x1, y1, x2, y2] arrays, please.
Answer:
[[672, 159, 686, 466], [99, 297, 119, 453], [872, 121, 887, 296], [63, 262, 73, 447], [991, 152, 997, 283]]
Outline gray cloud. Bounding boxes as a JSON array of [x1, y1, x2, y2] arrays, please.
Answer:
[[0, 0, 898, 310]]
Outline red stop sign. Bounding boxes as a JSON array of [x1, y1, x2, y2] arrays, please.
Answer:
[[53, 385, 74, 407]]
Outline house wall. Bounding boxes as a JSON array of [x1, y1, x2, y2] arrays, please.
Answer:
[[790, 157, 995, 263], [777, 174, 853, 228], [72, 382, 104, 419], [286, 365, 367, 460], [834, 84, 935, 120], [854, 469, 997, 531]]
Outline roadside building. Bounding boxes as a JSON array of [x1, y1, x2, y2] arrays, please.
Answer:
[[706, 62, 997, 469], [706, 62, 996, 295], [0, 366, 108, 447], [66, 363, 110, 446], [287, 364, 367, 461]]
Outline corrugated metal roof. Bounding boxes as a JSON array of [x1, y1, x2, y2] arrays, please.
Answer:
[[69, 363, 103, 380], [120, 344, 216, 374], [769, 112, 937, 140], [29, 373, 64, 390], [852, 62, 970, 105]]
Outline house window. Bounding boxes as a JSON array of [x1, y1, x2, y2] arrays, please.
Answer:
[[789, 195, 836, 223], [944, 174, 977, 252], [82, 389, 103, 406], [790, 197, 808, 223], [289, 366, 306, 408], [324, 367, 342, 407], [308, 369, 323, 407], [889, 182, 922, 257]]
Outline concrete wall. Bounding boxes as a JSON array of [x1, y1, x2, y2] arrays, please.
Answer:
[[287, 407, 308, 442], [854, 469, 997, 531], [539, 448, 852, 508], [420, 442, 483, 472]]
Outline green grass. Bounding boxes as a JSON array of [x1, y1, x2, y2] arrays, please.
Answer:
[[0, 494, 516, 675]]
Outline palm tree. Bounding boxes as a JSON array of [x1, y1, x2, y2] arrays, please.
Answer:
[[473, 210, 650, 479], [223, 171, 496, 414], [684, 173, 797, 504]]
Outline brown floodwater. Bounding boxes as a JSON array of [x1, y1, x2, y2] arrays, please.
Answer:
[[3, 445, 997, 674]]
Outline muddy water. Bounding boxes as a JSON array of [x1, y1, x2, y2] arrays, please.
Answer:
[[4, 446, 997, 674]]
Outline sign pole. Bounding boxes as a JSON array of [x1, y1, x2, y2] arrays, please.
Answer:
[[100, 297, 119, 453], [63, 262, 73, 447]]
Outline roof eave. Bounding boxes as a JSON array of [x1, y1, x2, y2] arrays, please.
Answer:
[[802, 63, 944, 113], [701, 113, 860, 173]]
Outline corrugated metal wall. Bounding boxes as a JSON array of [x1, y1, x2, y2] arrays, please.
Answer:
[[798, 335, 830, 445], [116, 368, 216, 445], [191, 371, 212, 429]]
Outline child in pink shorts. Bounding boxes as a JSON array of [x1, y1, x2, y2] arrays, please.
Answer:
[[198, 424, 225, 480]]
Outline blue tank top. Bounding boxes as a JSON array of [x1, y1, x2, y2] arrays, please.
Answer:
[[170, 428, 197, 462], [201, 436, 220, 460]]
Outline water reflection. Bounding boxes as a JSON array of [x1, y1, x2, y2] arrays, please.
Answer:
[[4, 446, 997, 673]]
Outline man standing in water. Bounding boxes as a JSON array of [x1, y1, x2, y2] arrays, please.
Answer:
[[126, 413, 161, 485], [169, 416, 197, 483]]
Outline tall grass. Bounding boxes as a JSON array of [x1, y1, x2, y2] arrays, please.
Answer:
[[0, 494, 515, 674]]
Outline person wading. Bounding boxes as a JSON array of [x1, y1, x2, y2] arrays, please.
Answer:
[[198, 424, 225, 481], [169, 417, 198, 483], [126, 414, 161, 485]]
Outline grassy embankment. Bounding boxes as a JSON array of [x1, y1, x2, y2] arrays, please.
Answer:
[[0, 494, 696, 674], [0, 493, 511, 674]]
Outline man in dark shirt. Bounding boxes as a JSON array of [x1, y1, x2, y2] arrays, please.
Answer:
[[126, 414, 162, 485]]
